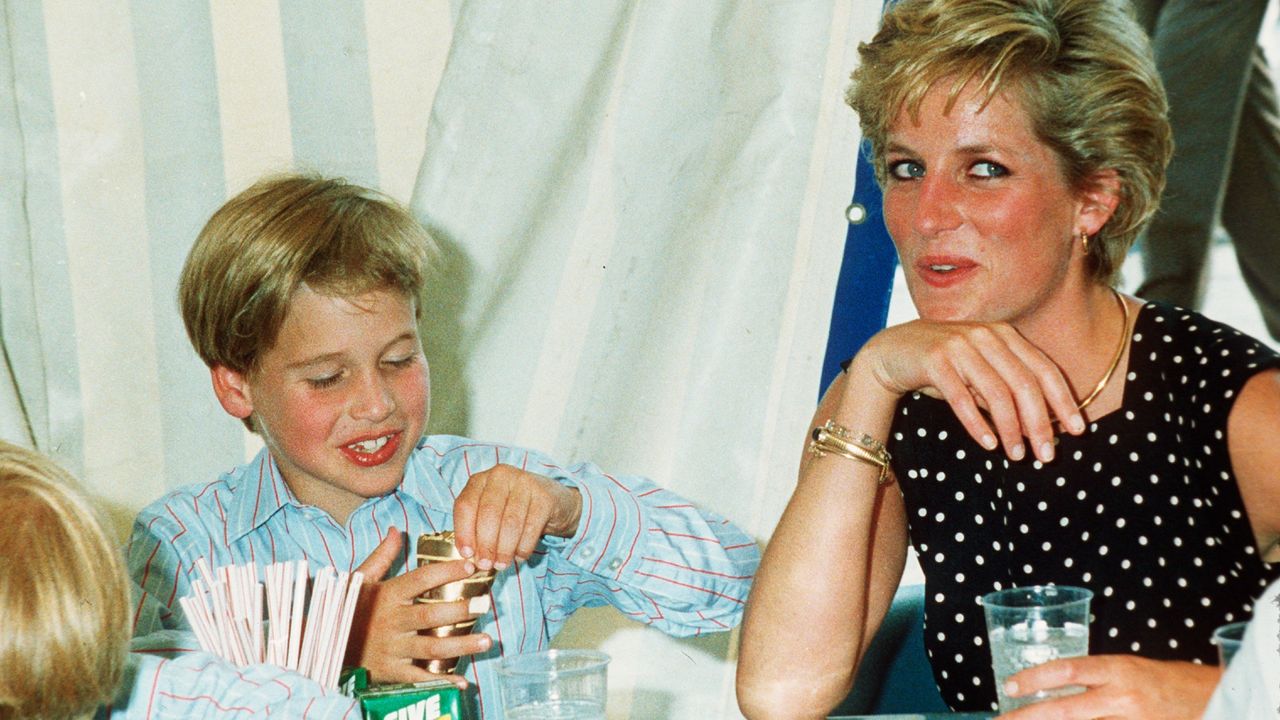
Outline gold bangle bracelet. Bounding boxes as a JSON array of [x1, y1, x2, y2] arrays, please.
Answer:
[[807, 420, 893, 486]]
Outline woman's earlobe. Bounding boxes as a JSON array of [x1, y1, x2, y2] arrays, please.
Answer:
[[210, 365, 254, 419]]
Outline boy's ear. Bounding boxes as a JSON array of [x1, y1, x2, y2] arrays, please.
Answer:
[[1078, 169, 1121, 236], [210, 365, 254, 420]]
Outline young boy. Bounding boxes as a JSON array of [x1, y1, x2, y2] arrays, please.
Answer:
[[127, 174, 759, 717]]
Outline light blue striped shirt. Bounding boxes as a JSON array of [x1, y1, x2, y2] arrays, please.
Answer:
[[127, 435, 759, 719], [100, 631, 360, 719]]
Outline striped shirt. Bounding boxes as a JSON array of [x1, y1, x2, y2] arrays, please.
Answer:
[[99, 631, 360, 719], [127, 435, 759, 719]]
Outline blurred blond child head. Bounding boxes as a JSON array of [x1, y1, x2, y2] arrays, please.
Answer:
[[0, 441, 130, 719]]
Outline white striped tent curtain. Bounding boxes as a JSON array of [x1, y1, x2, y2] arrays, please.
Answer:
[[1, 1, 881, 717]]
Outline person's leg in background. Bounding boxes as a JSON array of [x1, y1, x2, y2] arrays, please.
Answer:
[[1132, 0, 1270, 309], [1220, 46, 1280, 341]]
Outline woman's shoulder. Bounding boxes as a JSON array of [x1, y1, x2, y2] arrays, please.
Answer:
[[1127, 302, 1280, 423], [1134, 301, 1279, 371]]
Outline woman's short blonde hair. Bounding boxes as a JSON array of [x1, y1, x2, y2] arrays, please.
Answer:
[[179, 173, 434, 378], [0, 441, 130, 719], [847, 0, 1172, 284]]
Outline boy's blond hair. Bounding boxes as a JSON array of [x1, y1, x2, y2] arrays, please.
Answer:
[[179, 174, 434, 378], [0, 441, 130, 719]]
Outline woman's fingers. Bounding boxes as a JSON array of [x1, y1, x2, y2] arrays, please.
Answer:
[[938, 334, 1029, 459], [974, 326, 1071, 461], [913, 322, 1075, 462], [1003, 331, 1088, 435]]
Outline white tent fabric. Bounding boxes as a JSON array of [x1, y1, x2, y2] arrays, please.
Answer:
[[1, 1, 881, 716], [411, 5, 877, 715]]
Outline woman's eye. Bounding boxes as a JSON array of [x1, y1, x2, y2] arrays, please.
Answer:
[[888, 160, 925, 180], [971, 161, 1008, 178], [385, 355, 417, 369]]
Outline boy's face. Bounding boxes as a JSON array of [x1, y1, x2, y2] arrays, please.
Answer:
[[213, 285, 429, 523]]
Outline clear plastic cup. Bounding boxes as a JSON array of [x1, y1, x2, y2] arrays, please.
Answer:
[[498, 649, 609, 720], [1211, 621, 1248, 666], [981, 585, 1093, 713]]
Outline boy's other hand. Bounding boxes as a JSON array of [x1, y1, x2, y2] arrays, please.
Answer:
[[346, 528, 492, 685], [452, 464, 583, 572]]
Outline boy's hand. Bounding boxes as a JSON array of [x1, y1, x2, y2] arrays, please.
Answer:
[[452, 464, 583, 571], [346, 528, 492, 685]]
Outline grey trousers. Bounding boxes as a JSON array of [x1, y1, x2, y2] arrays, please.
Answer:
[[1132, 0, 1280, 340]]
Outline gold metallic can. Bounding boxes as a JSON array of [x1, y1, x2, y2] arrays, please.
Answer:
[[415, 531, 497, 674]]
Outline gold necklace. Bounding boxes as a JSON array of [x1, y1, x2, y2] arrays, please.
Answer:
[[1075, 287, 1130, 412]]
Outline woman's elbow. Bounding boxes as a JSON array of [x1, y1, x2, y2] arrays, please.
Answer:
[[736, 669, 851, 720]]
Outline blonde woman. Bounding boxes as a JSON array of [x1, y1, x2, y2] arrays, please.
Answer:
[[738, 1, 1280, 718]]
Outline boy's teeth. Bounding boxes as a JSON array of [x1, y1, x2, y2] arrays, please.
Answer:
[[349, 435, 389, 453]]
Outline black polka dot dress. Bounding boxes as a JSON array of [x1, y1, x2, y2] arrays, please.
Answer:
[[886, 303, 1280, 712]]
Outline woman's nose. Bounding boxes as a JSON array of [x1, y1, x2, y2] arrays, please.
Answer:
[[912, 175, 963, 237]]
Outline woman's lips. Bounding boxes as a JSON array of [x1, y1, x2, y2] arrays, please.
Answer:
[[915, 257, 978, 288], [339, 431, 403, 467]]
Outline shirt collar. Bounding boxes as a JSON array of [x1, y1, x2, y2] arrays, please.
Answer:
[[226, 448, 297, 543], [225, 439, 455, 542]]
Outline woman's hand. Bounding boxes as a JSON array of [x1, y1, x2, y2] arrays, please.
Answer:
[[346, 528, 491, 685], [999, 655, 1220, 719], [453, 464, 583, 571], [853, 320, 1086, 463]]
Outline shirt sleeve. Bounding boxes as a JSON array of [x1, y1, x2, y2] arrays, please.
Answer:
[[99, 631, 361, 719], [493, 444, 761, 638], [126, 500, 200, 637]]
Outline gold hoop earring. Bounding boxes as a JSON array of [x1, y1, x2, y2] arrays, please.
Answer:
[[1081, 231, 1089, 251]]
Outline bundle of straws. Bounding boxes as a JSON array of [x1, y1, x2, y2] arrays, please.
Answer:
[[179, 558, 364, 689]]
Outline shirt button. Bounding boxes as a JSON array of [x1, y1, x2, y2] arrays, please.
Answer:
[[579, 545, 595, 558], [608, 558, 622, 571]]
